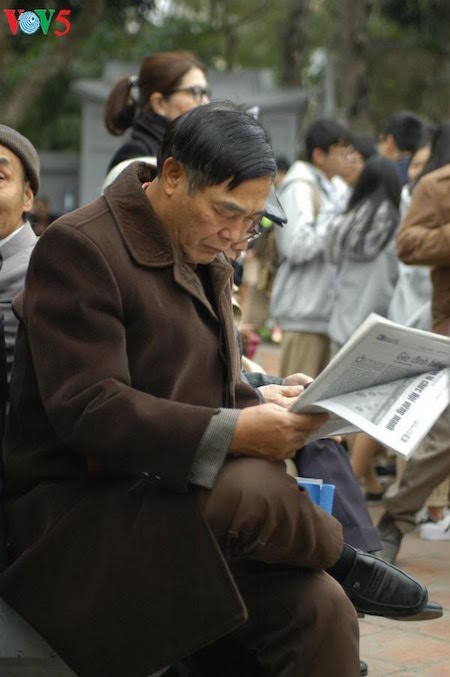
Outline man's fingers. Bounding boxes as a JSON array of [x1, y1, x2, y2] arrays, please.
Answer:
[[283, 373, 314, 387], [280, 385, 304, 397], [288, 412, 329, 430]]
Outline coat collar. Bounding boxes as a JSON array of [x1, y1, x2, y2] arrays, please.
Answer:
[[429, 163, 450, 183], [103, 162, 234, 319], [104, 162, 173, 268], [0, 221, 37, 263], [133, 111, 169, 149]]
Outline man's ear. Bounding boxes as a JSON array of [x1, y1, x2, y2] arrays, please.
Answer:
[[385, 134, 399, 157], [311, 147, 326, 170], [161, 157, 185, 195], [22, 182, 34, 215]]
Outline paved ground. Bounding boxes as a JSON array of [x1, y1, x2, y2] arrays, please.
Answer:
[[360, 503, 450, 677], [253, 341, 450, 677]]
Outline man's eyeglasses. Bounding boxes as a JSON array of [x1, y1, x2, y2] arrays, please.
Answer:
[[235, 221, 265, 244], [235, 187, 288, 244], [165, 86, 211, 104]]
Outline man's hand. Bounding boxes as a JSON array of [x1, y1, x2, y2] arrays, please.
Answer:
[[229, 403, 329, 461], [282, 372, 314, 388], [258, 372, 314, 409], [258, 384, 305, 409]]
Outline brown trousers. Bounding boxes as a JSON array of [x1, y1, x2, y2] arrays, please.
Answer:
[[279, 331, 330, 379], [197, 458, 360, 677], [383, 407, 450, 533]]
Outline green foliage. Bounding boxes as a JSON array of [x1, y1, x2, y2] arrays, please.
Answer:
[[364, 1, 450, 127], [376, 0, 450, 53], [3, 0, 450, 148], [20, 72, 81, 150]]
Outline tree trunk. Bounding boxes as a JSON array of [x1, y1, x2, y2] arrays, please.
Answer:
[[223, 14, 238, 70], [337, 0, 373, 129], [0, 0, 105, 126], [280, 0, 310, 87]]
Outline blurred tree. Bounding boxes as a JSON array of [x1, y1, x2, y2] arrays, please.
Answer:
[[365, 0, 450, 125], [321, 0, 450, 130], [0, 0, 105, 125], [162, 0, 281, 71], [336, 0, 372, 129], [380, 0, 450, 54], [0, 0, 155, 146], [2, 0, 450, 149], [279, 0, 309, 86]]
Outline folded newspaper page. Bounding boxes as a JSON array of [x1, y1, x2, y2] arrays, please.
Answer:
[[289, 313, 450, 459]]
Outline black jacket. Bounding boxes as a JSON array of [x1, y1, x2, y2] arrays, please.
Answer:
[[107, 111, 169, 171]]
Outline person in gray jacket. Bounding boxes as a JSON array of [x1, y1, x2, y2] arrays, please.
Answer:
[[0, 125, 39, 383], [326, 155, 401, 352], [326, 155, 401, 500], [270, 119, 350, 378]]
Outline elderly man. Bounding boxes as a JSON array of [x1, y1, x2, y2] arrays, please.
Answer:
[[0, 103, 433, 677], [0, 125, 39, 382]]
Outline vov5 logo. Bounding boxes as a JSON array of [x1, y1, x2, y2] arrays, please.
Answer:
[[3, 9, 72, 36]]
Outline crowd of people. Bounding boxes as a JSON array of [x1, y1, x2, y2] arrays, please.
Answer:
[[239, 110, 450, 550], [0, 49, 448, 677]]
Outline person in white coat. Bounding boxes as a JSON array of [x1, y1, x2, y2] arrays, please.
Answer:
[[270, 119, 350, 378]]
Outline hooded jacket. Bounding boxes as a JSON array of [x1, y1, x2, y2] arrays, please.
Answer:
[[270, 160, 348, 334]]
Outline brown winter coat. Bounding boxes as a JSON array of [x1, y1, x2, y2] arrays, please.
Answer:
[[0, 164, 262, 676], [396, 164, 450, 335]]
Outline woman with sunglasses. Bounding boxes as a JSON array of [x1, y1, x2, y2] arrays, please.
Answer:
[[104, 50, 210, 177]]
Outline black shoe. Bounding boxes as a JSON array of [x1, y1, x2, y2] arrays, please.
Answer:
[[387, 599, 443, 621], [377, 512, 403, 564], [360, 660, 368, 676], [341, 547, 428, 618]]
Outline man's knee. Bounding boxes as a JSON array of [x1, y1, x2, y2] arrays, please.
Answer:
[[203, 457, 296, 536]]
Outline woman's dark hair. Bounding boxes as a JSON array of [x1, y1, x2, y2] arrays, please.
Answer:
[[416, 121, 450, 181], [104, 51, 205, 136], [158, 101, 276, 191], [347, 155, 401, 212], [351, 135, 377, 161], [333, 155, 401, 259]]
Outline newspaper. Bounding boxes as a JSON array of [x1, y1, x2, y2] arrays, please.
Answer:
[[290, 313, 450, 459]]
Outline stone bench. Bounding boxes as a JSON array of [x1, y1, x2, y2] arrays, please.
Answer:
[[0, 596, 170, 676], [0, 596, 76, 676]]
